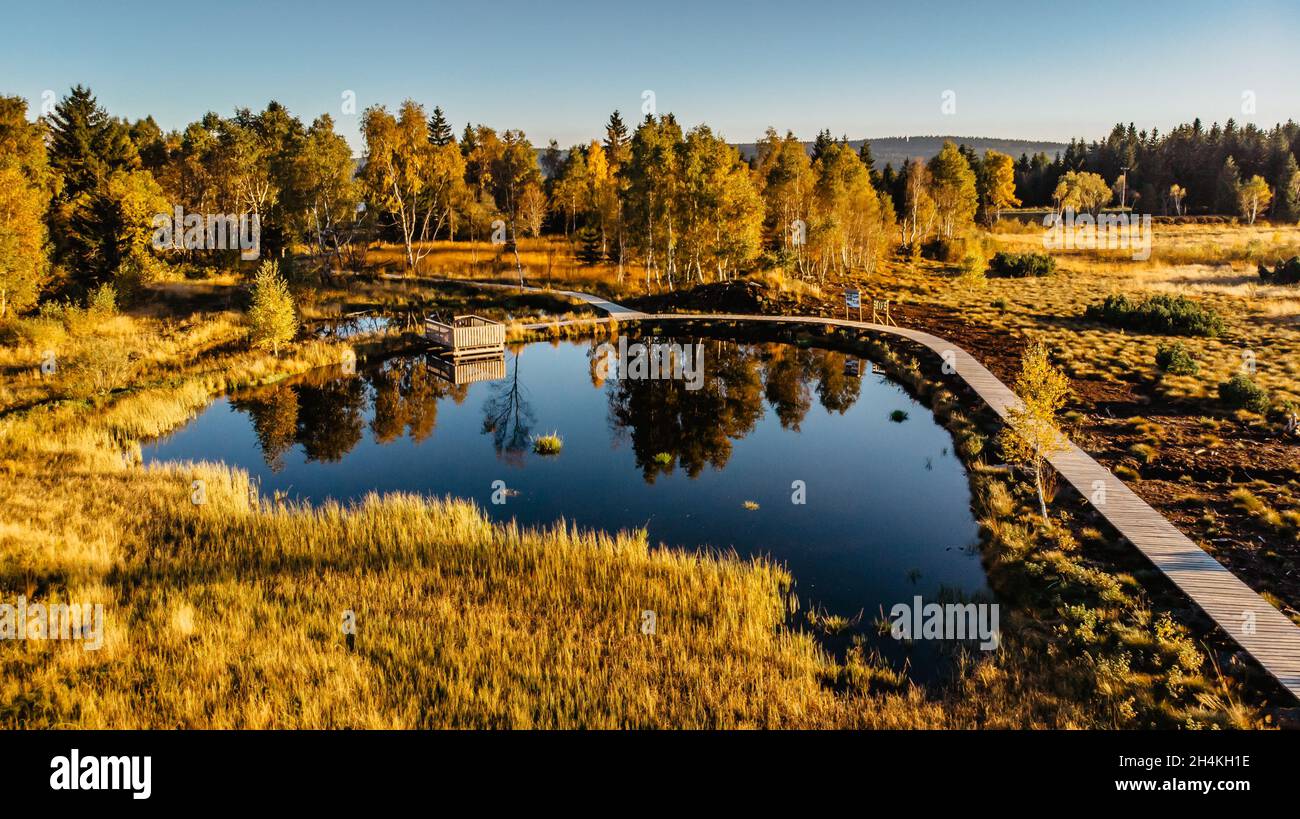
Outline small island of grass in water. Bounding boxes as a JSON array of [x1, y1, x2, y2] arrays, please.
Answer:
[[532, 432, 564, 455]]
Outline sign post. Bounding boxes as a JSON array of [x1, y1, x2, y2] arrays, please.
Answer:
[[872, 298, 897, 327], [845, 288, 861, 321]]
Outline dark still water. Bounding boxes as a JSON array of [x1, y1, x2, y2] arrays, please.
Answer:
[[144, 337, 989, 677]]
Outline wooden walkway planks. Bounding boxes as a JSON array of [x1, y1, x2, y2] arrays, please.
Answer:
[[414, 277, 1300, 701]]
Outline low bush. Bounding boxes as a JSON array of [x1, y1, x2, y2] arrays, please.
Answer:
[[955, 251, 988, 288], [1084, 294, 1224, 337], [922, 237, 964, 263], [88, 283, 118, 317], [1218, 372, 1270, 413], [988, 251, 1055, 278], [1154, 342, 1198, 375]]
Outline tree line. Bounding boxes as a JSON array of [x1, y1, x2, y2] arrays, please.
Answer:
[[4, 86, 1300, 318], [1007, 119, 1300, 220]]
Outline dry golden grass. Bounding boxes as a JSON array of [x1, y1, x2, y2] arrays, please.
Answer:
[[2, 460, 864, 728], [368, 237, 667, 300]]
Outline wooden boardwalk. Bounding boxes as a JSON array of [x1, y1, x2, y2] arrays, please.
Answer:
[[411, 277, 1300, 701]]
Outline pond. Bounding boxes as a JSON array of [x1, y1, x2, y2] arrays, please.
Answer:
[[144, 336, 990, 680]]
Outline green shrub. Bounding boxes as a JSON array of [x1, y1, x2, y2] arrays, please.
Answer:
[[114, 253, 169, 298], [1218, 373, 1270, 413], [38, 299, 73, 326], [1155, 342, 1198, 375], [1084, 294, 1224, 337], [956, 252, 988, 287], [988, 251, 1056, 278], [1259, 256, 1300, 285], [925, 235, 982, 265]]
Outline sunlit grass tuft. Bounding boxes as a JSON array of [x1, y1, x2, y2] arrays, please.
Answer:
[[531, 432, 563, 455]]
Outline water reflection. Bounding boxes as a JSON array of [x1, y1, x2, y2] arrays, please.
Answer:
[[231, 359, 468, 471], [611, 340, 762, 480], [145, 337, 986, 681], [481, 353, 535, 465], [228, 341, 891, 479]]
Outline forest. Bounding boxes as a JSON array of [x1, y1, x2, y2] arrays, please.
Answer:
[[4, 85, 1299, 322]]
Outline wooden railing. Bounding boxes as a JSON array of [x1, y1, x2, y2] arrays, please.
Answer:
[[424, 315, 505, 357]]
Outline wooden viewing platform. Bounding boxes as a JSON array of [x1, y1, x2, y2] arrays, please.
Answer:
[[423, 314, 505, 359]]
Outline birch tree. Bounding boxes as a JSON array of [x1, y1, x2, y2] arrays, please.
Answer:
[[999, 342, 1070, 520], [361, 101, 466, 270]]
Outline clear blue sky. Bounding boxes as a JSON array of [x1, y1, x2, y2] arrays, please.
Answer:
[[4, 0, 1298, 153]]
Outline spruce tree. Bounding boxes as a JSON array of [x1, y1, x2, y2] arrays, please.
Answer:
[[1272, 153, 1300, 223], [604, 110, 628, 154], [575, 225, 602, 265], [48, 86, 137, 199], [47, 86, 143, 287], [460, 123, 476, 158], [1216, 156, 1241, 214], [811, 129, 833, 162], [857, 140, 875, 172], [427, 106, 454, 146]]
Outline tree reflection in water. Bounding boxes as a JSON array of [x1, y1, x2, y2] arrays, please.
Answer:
[[230, 340, 863, 478], [480, 350, 535, 466], [370, 357, 468, 444], [606, 338, 863, 482], [232, 356, 469, 468], [231, 385, 300, 471]]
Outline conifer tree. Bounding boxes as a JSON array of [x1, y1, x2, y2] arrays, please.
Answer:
[[604, 110, 629, 161], [810, 129, 834, 163], [1271, 153, 1300, 223], [427, 106, 454, 146], [857, 140, 875, 171], [47, 86, 152, 287]]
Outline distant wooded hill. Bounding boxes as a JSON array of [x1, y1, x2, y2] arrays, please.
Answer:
[[732, 135, 1070, 168]]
